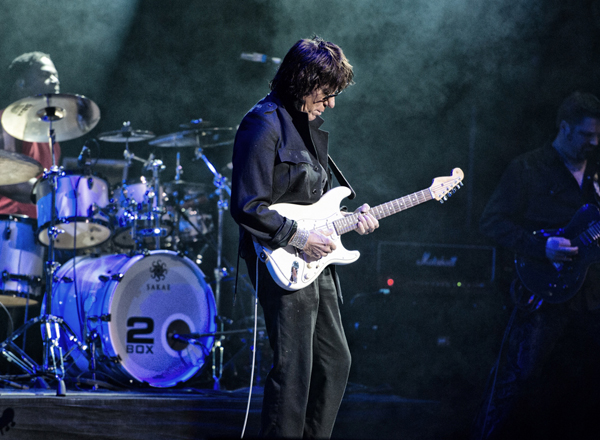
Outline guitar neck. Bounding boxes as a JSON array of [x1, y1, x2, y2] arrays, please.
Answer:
[[333, 188, 433, 235]]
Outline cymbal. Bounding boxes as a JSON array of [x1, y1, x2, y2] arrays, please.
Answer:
[[98, 128, 155, 143], [1, 93, 100, 143], [148, 127, 235, 148], [163, 180, 207, 200], [179, 119, 213, 129], [0, 294, 39, 307], [0, 149, 43, 185]]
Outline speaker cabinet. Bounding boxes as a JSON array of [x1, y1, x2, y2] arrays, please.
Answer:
[[343, 288, 507, 400]]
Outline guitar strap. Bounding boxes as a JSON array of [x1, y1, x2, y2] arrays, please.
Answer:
[[328, 155, 356, 200]]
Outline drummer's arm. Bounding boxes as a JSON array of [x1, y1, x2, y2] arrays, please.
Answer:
[[0, 177, 38, 204]]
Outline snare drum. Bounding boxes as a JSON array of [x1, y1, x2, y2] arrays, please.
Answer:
[[35, 172, 112, 249], [0, 215, 45, 306], [47, 250, 217, 387]]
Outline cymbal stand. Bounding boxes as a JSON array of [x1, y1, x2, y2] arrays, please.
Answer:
[[167, 152, 184, 252], [193, 147, 231, 317], [146, 157, 166, 250], [194, 146, 231, 389], [0, 97, 88, 395], [120, 122, 134, 184]]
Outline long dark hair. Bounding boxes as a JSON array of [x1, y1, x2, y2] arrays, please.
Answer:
[[270, 36, 354, 100]]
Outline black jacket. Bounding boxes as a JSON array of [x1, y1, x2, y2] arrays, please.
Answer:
[[231, 91, 331, 257], [481, 143, 600, 309]]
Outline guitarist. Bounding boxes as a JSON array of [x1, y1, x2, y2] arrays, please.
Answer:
[[472, 92, 600, 440], [230, 36, 378, 438]]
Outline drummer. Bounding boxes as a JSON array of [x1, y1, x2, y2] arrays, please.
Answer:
[[0, 51, 61, 217]]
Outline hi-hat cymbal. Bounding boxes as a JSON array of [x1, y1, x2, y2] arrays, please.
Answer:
[[0, 150, 43, 185], [148, 127, 235, 148], [98, 128, 155, 143], [1, 93, 100, 143]]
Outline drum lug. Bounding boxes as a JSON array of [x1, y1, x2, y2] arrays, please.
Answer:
[[88, 313, 111, 322], [107, 354, 121, 364], [98, 273, 124, 282]]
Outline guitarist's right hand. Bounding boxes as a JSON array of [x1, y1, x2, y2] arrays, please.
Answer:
[[546, 236, 578, 262], [304, 230, 337, 260]]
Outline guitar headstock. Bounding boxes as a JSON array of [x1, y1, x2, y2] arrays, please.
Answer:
[[429, 168, 464, 203]]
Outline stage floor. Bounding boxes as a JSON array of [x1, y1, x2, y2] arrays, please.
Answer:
[[0, 382, 471, 440]]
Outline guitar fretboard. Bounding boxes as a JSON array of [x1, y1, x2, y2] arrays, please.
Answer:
[[579, 221, 600, 245], [333, 189, 434, 235]]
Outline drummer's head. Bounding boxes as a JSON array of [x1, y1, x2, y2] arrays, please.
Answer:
[[7, 52, 60, 103]]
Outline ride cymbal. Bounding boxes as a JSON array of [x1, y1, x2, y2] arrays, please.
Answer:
[[148, 127, 235, 148], [98, 128, 155, 143], [1, 93, 100, 143]]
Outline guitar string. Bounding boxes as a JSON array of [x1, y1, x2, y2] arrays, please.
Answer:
[[333, 181, 459, 234]]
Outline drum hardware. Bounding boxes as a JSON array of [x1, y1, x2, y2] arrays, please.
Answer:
[[113, 145, 171, 250], [87, 330, 100, 391], [0, 93, 99, 395], [193, 146, 231, 313], [98, 122, 155, 185], [171, 327, 267, 343], [143, 156, 167, 250], [190, 145, 232, 389]]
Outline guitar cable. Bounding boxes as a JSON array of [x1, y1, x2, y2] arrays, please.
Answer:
[[240, 256, 260, 438]]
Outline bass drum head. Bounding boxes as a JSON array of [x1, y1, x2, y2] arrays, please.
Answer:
[[49, 251, 217, 387]]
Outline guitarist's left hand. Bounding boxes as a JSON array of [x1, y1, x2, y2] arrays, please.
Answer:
[[351, 204, 379, 235]]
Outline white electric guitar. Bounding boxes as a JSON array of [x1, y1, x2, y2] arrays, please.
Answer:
[[253, 168, 464, 291]]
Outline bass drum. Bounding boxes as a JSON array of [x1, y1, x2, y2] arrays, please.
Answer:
[[48, 250, 217, 387]]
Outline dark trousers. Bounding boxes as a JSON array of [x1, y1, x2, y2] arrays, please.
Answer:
[[246, 257, 351, 439], [472, 300, 600, 440]]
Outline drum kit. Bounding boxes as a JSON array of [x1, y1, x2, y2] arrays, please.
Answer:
[[0, 93, 240, 393]]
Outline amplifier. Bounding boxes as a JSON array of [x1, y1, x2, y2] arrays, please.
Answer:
[[376, 241, 496, 291]]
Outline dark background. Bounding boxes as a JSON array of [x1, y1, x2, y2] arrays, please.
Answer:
[[1, 0, 600, 433]]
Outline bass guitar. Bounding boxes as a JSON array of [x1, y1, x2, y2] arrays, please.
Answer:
[[253, 168, 464, 291], [515, 204, 600, 303]]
